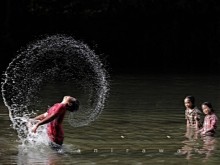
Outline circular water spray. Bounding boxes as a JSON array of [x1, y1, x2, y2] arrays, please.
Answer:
[[1, 34, 109, 141]]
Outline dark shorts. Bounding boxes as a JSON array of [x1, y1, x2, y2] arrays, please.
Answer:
[[49, 141, 62, 151]]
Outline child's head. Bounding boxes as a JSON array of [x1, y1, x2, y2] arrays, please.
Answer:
[[201, 102, 214, 115], [63, 96, 80, 112], [184, 96, 195, 109]]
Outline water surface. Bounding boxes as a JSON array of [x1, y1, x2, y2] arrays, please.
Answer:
[[0, 74, 220, 164]]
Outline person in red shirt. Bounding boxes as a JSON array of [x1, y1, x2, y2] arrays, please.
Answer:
[[31, 96, 79, 148]]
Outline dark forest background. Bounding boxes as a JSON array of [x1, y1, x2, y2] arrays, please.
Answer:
[[1, 0, 220, 74]]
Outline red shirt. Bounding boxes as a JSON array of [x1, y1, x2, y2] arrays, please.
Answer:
[[47, 103, 66, 145]]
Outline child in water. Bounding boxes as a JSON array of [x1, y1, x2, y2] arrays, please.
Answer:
[[184, 96, 202, 129], [198, 102, 218, 136], [30, 96, 79, 150]]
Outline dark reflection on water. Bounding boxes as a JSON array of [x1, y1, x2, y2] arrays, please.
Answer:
[[199, 136, 217, 161], [1, 74, 220, 164], [178, 126, 218, 162]]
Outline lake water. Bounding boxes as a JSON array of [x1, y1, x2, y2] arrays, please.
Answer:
[[0, 73, 220, 165]]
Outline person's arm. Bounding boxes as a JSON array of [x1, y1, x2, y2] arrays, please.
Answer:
[[186, 119, 190, 127], [196, 116, 204, 133], [195, 119, 199, 130], [26, 112, 48, 128], [197, 127, 204, 133], [194, 113, 201, 130], [32, 112, 60, 133], [185, 110, 190, 127], [34, 112, 48, 121]]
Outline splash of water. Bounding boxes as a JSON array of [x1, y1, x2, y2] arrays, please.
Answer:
[[1, 34, 109, 145]]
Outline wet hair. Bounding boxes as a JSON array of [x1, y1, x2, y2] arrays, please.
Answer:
[[67, 99, 80, 112], [185, 95, 195, 108], [202, 102, 214, 112]]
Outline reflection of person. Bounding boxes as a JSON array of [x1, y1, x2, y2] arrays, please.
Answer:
[[30, 96, 79, 149], [178, 131, 217, 160], [184, 96, 202, 130], [198, 102, 218, 136], [178, 136, 195, 160], [197, 136, 216, 161], [178, 127, 217, 160]]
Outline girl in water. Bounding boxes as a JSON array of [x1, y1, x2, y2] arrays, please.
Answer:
[[184, 96, 202, 130], [198, 102, 218, 136]]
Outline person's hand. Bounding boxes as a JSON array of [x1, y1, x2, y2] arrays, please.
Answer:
[[26, 120, 32, 128], [32, 124, 39, 133], [196, 129, 202, 134], [194, 115, 199, 120], [200, 131, 207, 136], [26, 119, 37, 128]]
